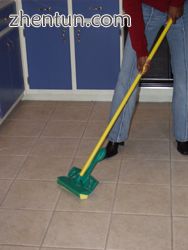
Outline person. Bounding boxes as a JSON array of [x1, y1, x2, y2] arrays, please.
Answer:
[[105, 0, 188, 157]]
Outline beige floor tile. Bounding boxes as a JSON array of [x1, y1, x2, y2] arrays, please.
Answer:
[[29, 137, 79, 158], [172, 161, 188, 186], [8, 104, 54, 121], [56, 101, 94, 108], [119, 159, 170, 185], [83, 121, 107, 138], [90, 102, 111, 121], [0, 247, 39, 250], [173, 217, 188, 250], [42, 248, 95, 250], [0, 180, 12, 204], [0, 120, 46, 137], [172, 187, 188, 216], [56, 183, 115, 212], [18, 100, 57, 108], [133, 102, 170, 122], [171, 141, 188, 161], [0, 137, 36, 156], [113, 184, 171, 215], [93, 158, 121, 182], [42, 121, 86, 138], [122, 139, 170, 160], [17, 156, 72, 181], [50, 105, 92, 121], [2, 180, 60, 210], [43, 211, 110, 248], [0, 156, 25, 179], [130, 120, 169, 139], [75, 138, 99, 158], [72, 157, 121, 183], [0, 209, 51, 245], [107, 214, 171, 250]]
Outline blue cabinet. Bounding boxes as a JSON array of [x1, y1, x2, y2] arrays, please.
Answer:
[[0, 28, 24, 118], [22, 0, 120, 91], [22, 0, 68, 16], [75, 26, 120, 89], [24, 26, 72, 89]]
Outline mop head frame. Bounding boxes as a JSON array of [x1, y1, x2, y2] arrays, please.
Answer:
[[57, 148, 106, 199], [57, 167, 99, 200]]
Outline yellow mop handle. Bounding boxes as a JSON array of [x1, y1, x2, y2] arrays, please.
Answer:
[[80, 18, 173, 177]]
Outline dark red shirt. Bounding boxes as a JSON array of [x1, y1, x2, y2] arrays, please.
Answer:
[[123, 0, 185, 57]]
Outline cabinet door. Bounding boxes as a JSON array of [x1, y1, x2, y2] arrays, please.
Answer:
[[24, 26, 72, 89], [8, 28, 24, 100], [75, 26, 120, 89], [0, 2, 16, 31], [22, 0, 68, 16], [0, 28, 24, 118], [0, 35, 14, 117]]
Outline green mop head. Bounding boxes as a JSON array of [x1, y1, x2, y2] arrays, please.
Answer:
[[57, 148, 106, 199]]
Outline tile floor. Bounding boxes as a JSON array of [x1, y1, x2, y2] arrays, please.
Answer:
[[0, 100, 188, 250]]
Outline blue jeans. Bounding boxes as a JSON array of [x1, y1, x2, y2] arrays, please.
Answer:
[[108, 1, 188, 142]]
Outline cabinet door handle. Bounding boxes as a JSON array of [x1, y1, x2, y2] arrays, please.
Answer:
[[62, 29, 66, 42], [37, 6, 52, 12], [89, 6, 103, 11], [0, 17, 9, 24], [6, 39, 14, 49], [6, 42, 11, 48], [76, 30, 81, 42], [3, 17, 9, 21]]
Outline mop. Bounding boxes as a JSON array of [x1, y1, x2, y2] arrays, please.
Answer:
[[57, 18, 173, 200]]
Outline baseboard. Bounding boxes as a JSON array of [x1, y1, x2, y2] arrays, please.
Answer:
[[22, 87, 173, 102]]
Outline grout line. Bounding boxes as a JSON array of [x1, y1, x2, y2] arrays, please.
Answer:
[[122, 138, 170, 141], [0, 155, 26, 180], [169, 105, 174, 250], [0, 179, 67, 183], [0, 243, 40, 248], [0, 135, 39, 138], [115, 182, 171, 186], [36, 102, 58, 140], [0, 206, 178, 217], [0, 157, 28, 207], [8, 178, 117, 184], [0, 134, 173, 141], [104, 157, 125, 250], [68, 101, 96, 161], [171, 184, 188, 187], [0, 243, 104, 250], [38, 195, 60, 250], [111, 211, 172, 217]]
